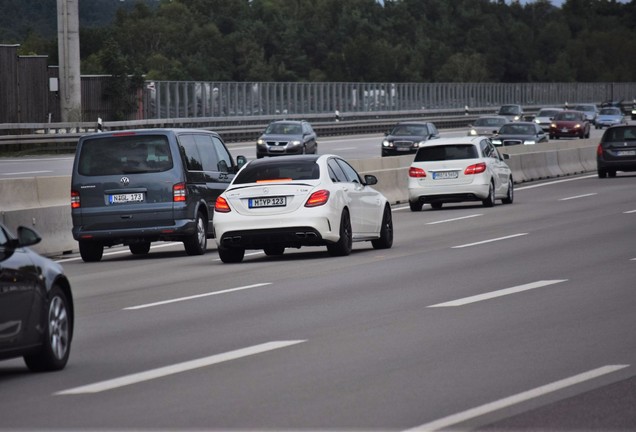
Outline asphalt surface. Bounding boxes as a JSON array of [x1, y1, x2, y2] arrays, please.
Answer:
[[1, 170, 635, 430]]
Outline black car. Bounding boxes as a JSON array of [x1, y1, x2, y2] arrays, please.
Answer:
[[597, 125, 636, 178], [491, 122, 548, 146], [381, 122, 439, 156], [256, 120, 318, 158], [0, 224, 74, 371]]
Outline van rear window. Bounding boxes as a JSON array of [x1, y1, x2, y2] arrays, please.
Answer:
[[78, 135, 173, 176], [414, 144, 478, 162]]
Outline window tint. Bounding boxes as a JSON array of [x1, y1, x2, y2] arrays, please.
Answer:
[[335, 158, 362, 183], [327, 158, 347, 182], [193, 134, 220, 172], [234, 159, 320, 184], [179, 135, 203, 171], [212, 136, 232, 172], [603, 127, 636, 142], [0, 226, 9, 246], [415, 144, 478, 162], [78, 135, 173, 176]]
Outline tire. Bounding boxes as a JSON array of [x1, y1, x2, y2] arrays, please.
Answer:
[[482, 181, 496, 207], [409, 200, 423, 212], [264, 245, 285, 256], [79, 240, 103, 262], [218, 246, 245, 263], [608, 170, 617, 178], [502, 177, 514, 204], [598, 168, 607, 178], [327, 209, 352, 257], [184, 212, 207, 256], [24, 285, 72, 371], [129, 242, 151, 255], [549, 134, 554, 140], [585, 129, 590, 138], [372, 205, 393, 249], [430, 202, 443, 210], [313, 143, 318, 154]]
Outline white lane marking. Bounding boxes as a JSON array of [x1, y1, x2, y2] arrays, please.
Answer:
[[624, 210, 636, 214], [404, 364, 630, 432], [2, 170, 52, 176], [427, 214, 483, 225], [54, 242, 182, 263], [452, 233, 528, 249], [515, 174, 597, 190], [124, 283, 272, 310], [55, 340, 306, 395], [428, 280, 568, 307], [559, 193, 597, 201]]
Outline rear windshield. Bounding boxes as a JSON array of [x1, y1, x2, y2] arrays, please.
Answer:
[[78, 135, 173, 176], [602, 127, 636, 142], [234, 159, 319, 184], [415, 144, 478, 162]]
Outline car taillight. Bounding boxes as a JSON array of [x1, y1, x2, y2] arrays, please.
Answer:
[[409, 167, 426, 178], [71, 190, 80, 209], [464, 162, 487, 175], [173, 183, 186, 202], [215, 196, 231, 213], [305, 190, 330, 207], [597, 144, 603, 156]]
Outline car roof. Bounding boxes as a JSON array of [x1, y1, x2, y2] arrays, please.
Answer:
[[420, 136, 483, 147]]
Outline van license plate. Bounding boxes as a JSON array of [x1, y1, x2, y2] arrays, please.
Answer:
[[109, 193, 144, 204], [616, 150, 636, 156], [249, 197, 286, 208]]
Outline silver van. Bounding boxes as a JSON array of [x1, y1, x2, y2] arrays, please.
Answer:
[[71, 129, 245, 262]]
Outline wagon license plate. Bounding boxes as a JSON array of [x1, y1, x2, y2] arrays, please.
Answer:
[[433, 171, 458, 180], [249, 196, 287, 208], [109, 193, 144, 204], [616, 150, 636, 156]]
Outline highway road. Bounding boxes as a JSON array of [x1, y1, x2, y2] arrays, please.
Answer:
[[0, 125, 608, 179], [1, 169, 635, 430]]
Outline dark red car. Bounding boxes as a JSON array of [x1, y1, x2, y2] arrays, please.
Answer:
[[549, 110, 591, 139]]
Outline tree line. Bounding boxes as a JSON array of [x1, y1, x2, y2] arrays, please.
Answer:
[[9, 0, 636, 84]]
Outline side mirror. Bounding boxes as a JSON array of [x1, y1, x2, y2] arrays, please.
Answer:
[[502, 153, 510, 160], [364, 174, 378, 186], [236, 155, 247, 169], [17, 226, 41, 247]]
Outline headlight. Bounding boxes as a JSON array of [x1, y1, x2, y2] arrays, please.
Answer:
[[492, 139, 502, 146], [535, 119, 541, 124], [574, 124, 581, 129], [514, 115, 520, 121], [550, 123, 557, 128], [257, 138, 265, 145], [382, 140, 392, 147], [468, 129, 477, 136], [523, 140, 536, 145], [417, 141, 427, 147], [290, 140, 301, 146]]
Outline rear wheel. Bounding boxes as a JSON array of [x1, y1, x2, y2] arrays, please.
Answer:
[[184, 212, 207, 256], [482, 182, 496, 207], [430, 202, 443, 210], [24, 285, 72, 371], [327, 209, 352, 257], [79, 240, 103, 262], [409, 200, 423, 212], [372, 205, 393, 249], [218, 246, 245, 263], [502, 177, 514, 204], [129, 242, 151, 255], [264, 246, 285, 256]]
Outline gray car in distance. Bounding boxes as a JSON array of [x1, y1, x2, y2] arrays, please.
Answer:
[[256, 120, 318, 158]]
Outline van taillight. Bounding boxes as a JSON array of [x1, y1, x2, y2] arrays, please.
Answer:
[[597, 144, 603, 156], [71, 190, 80, 208], [173, 183, 187, 202]]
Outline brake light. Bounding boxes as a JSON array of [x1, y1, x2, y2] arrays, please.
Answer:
[[215, 196, 231, 213], [71, 190, 80, 209], [173, 183, 186, 202], [409, 167, 426, 178], [597, 144, 603, 156], [464, 162, 487, 175], [112, 131, 137, 137], [305, 189, 330, 207]]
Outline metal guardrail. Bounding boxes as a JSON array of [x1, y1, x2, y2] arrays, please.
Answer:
[[0, 106, 538, 153]]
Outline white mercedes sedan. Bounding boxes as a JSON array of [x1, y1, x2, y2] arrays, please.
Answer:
[[408, 136, 514, 211], [213, 154, 393, 263]]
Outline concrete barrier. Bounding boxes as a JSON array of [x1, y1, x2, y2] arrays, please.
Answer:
[[0, 143, 599, 257]]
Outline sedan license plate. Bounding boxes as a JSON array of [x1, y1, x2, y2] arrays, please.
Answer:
[[616, 150, 636, 156], [433, 171, 458, 180], [109, 193, 144, 204], [249, 196, 287, 208]]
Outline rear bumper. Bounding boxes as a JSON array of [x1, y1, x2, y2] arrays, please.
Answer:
[[72, 219, 197, 245]]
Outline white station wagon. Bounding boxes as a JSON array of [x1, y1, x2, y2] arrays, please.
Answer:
[[408, 136, 514, 211]]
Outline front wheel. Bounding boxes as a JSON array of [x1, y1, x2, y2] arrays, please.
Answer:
[[430, 202, 443, 210], [130, 242, 151, 255], [184, 212, 207, 256], [409, 200, 423, 212], [327, 209, 352, 257], [372, 205, 393, 249], [264, 246, 285, 256], [502, 177, 514, 204], [598, 168, 607, 178], [218, 246, 245, 263], [24, 285, 72, 371]]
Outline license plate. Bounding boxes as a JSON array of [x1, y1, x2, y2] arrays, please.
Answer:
[[616, 150, 636, 156], [109, 193, 144, 203], [249, 196, 287, 208], [561, 128, 568, 133], [433, 171, 458, 180], [268, 146, 285, 152]]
